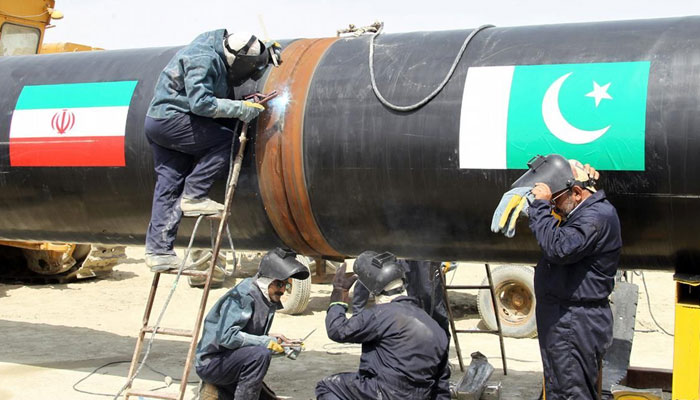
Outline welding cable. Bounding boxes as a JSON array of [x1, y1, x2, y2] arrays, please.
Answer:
[[73, 360, 198, 397], [637, 271, 674, 336], [369, 22, 493, 112], [112, 215, 206, 399]]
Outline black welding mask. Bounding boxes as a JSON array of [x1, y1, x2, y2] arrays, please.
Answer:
[[225, 34, 279, 86], [354, 251, 406, 296], [510, 154, 576, 194], [258, 247, 310, 281]]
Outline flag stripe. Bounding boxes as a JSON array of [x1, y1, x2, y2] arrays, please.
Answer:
[[15, 81, 138, 110], [9, 136, 125, 167], [10, 106, 129, 138], [459, 66, 514, 169]]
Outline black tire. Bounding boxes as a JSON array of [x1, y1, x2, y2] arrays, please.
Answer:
[[477, 265, 537, 338], [279, 255, 312, 315]]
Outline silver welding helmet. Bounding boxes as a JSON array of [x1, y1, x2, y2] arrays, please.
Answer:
[[354, 251, 406, 296], [510, 154, 577, 194], [258, 248, 309, 281]]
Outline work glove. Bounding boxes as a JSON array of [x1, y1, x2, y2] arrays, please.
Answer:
[[231, 100, 265, 123], [329, 263, 357, 306], [265, 41, 283, 66], [491, 186, 535, 238], [266, 339, 284, 354]]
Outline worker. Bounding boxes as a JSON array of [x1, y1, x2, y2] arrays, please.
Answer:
[[513, 154, 620, 399], [195, 247, 309, 400], [352, 259, 451, 340], [316, 251, 451, 400], [143, 29, 282, 271]]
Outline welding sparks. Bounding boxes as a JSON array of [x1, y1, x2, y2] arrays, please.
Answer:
[[269, 90, 291, 112]]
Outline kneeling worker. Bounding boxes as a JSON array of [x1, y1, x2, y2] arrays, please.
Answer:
[[195, 248, 309, 400], [316, 251, 450, 400]]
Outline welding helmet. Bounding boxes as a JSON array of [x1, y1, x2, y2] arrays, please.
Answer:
[[510, 154, 578, 195], [223, 32, 281, 86], [258, 247, 310, 281], [354, 251, 406, 296]]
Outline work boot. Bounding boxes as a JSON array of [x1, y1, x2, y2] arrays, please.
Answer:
[[198, 381, 219, 400], [180, 197, 224, 217], [144, 254, 183, 272]]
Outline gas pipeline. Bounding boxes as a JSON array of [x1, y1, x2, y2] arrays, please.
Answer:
[[1, 16, 699, 273]]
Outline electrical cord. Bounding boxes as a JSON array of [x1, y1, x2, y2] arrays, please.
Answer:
[[73, 360, 198, 397], [369, 22, 493, 112], [636, 271, 674, 336]]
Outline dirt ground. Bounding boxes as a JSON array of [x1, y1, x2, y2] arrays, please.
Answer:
[[0, 247, 676, 399]]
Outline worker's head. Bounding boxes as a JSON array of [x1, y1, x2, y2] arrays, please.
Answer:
[[550, 159, 596, 216], [223, 31, 282, 86], [354, 251, 406, 300], [256, 247, 309, 304]]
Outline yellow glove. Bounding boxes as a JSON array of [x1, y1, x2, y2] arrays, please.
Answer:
[[233, 100, 265, 123], [491, 187, 534, 238], [267, 339, 284, 354], [242, 101, 265, 111]]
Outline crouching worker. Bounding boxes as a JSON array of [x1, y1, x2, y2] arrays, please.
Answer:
[[195, 248, 309, 400], [316, 251, 451, 400]]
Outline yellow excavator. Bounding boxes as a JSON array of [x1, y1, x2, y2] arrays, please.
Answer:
[[0, 0, 123, 281]]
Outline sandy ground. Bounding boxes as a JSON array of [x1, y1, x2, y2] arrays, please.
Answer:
[[0, 247, 675, 399]]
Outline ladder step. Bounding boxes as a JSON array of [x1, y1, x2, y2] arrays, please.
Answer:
[[125, 389, 179, 399], [157, 269, 209, 277], [142, 326, 194, 338], [182, 213, 223, 219]]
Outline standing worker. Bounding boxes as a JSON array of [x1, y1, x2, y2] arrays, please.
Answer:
[[143, 29, 281, 271], [316, 251, 451, 400], [195, 247, 309, 400], [504, 154, 620, 399]]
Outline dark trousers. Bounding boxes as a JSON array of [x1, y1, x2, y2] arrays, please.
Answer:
[[352, 260, 450, 340], [144, 113, 236, 255], [537, 301, 612, 400], [316, 372, 432, 400], [196, 346, 271, 400]]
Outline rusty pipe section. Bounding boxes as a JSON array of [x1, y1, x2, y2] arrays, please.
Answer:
[[256, 38, 342, 257]]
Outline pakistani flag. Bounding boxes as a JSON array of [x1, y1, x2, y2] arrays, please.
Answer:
[[9, 80, 138, 167], [459, 62, 650, 170]]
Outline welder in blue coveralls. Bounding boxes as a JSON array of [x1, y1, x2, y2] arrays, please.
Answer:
[[195, 248, 309, 400], [497, 154, 621, 400], [352, 259, 451, 341], [143, 30, 282, 271], [316, 251, 451, 400]]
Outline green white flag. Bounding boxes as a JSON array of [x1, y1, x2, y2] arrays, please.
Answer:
[[459, 62, 650, 170]]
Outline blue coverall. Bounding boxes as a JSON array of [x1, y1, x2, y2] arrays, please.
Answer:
[[316, 297, 451, 400], [195, 278, 280, 400], [528, 190, 622, 400], [144, 29, 238, 256]]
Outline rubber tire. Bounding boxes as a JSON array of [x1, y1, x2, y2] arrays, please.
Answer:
[[279, 255, 312, 315], [477, 265, 538, 338]]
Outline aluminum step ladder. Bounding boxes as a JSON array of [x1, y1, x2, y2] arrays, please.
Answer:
[[121, 91, 277, 400], [440, 263, 508, 374]]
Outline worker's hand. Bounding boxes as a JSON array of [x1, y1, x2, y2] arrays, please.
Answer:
[[490, 186, 534, 238], [265, 41, 283, 66], [531, 182, 552, 201], [232, 100, 265, 123], [332, 263, 357, 291], [330, 263, 357, 305], [266, 339, 284, 354], [583, 164, 600, 181], [269, 333, 292, 345]]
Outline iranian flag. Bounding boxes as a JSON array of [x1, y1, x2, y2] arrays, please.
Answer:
[[9, 80, 138, 167], [459, 62, 650, 171]]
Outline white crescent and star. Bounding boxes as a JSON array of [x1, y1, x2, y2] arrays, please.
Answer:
[[541, 72, 612, 145]]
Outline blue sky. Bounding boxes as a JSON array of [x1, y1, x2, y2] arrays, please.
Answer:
[[44, 0, 700, 50]]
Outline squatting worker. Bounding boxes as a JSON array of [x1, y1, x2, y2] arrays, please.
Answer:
[[195, 248, 309, 400], [316, 251, 450, 400], [516, 154, 621, 399], [143, 30, 282, 271]]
